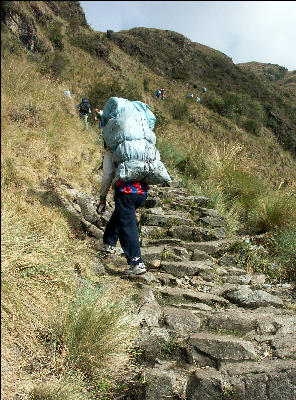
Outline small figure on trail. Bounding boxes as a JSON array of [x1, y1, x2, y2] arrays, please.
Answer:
[[94, 109, 104, 129], [160, 88, 165, 100], [189, 93, 194, 98], [202, 87, 207, 93], [155, 89, 161, 98], [185, 83, 189, 88], [64, 90, 71, 98], [196, 96, 200, 102], [76, 98, 91, 130]]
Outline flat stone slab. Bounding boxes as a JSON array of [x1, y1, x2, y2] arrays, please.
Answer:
[[144, 365, 188, 400], [163, 306, 201, 335], [143, 213, 194, 227], [220, 358, 296, 375], [219, 359, 296, 400], [173, 302, 213, 312], [135, 327, 170, 361], [134, 286, 162, 327], [140, 226, 167, 238], [141, 238, 183, 247], [160, 260, 213, 278], [271, 333, 296, 358], [157, 286, 229, 306], [199, 215, 225, 227], [188, 332, 258, 362], [205, 310, 259, 335], [182, 240, 230, 254], [186, 368, 223, 400], [225, 287, 284, 308], [141, 246, 165, 262], [168, 226, 207, 241]]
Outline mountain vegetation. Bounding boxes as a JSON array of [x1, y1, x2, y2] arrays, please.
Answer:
[[1, 1, 295, 399]]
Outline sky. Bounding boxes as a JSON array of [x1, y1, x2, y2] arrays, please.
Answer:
[[80, 1, 296, 71]]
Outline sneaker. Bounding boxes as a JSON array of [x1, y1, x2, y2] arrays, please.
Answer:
[[124, 263, 147, 275], [101, 243, 117, 254]]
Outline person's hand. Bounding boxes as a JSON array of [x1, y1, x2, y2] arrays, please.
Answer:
[[96, 197, 106, 214], [97, 203, 106, 214]]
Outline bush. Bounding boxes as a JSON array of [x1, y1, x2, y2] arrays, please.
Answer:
[[273, 228, 296, 283], [39, 50, 70, 79], [153, 109, 168, 135], [143, 77, 150, 92], [29, 375, 88, 400], [170, 99, 189, 120], [88, 80, 141, 111], [47, 22, 64, 50], [242, 118, 262, 135], [249, 190, 296, 233], [69, 30, 110, 59], [54, 284, 137, 381]]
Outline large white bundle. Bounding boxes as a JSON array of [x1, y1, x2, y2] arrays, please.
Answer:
[[103, 97, 171, 184]]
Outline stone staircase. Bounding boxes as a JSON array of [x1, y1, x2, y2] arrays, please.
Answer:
[[57, 180, 296, 399]]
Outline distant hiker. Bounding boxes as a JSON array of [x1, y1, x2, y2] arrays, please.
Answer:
[[196, 96, 200, 102], [160, 88, 165, 100], [269, 111, 282, 124], [94, 108, 103, 129], [64, 90, 71, 98], [185, 83, 189, 88], [202, 87, 207, 93], [76, 98, 91, 130], [98, 97, 171, 276], [189, 93, 194, 98], [155, 89, 161, 98]]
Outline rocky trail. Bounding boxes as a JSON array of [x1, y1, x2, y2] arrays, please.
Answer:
[[56, 181, 296, 400]]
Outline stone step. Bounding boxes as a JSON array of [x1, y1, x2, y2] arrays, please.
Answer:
[[156, 286, 230, 306], [90, 178, 296, 400], [160, 260, 214, 279], [188, 332, 258, 364], [142, 213, 195, 227]]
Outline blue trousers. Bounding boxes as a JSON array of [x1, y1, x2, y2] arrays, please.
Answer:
[[103, 190, 147, 265]]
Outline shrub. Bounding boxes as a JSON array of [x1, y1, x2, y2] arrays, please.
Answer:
[[47, 22, 64, 50], [29, 375, 88, 400], [53, 284, 137, 381], [69, 30, 110, 59], [170, 99, 189, 120], [143, 77, 150, 92], [40, 50, 70, 79], [153, 109, 168, 135], [249, 190, 296, 233], [242, 118, 262, 135], [88, 79, 141, 111], [273, 228, 296, 283]]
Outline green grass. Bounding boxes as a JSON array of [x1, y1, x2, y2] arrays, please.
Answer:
[[29, 375, 89, 400], [227, 227, 296, 283], [54, 284, 137, 381]]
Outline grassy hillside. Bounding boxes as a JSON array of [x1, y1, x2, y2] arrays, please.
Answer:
[[111, 27, 296, 153], [1, 1, 296, 399]]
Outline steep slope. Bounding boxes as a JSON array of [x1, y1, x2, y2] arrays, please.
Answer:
[[111, 27, 296, 153], [1, 2, 296, 399]]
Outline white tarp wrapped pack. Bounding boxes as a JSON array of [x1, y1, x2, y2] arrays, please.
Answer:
[[103, 97, 171, 185]]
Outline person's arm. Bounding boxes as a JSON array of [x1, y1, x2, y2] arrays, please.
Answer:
[[99, 150, 115, 200], [97, 150, 115, 213]]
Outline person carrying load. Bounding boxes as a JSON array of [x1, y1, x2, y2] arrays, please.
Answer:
[[97, 97, 171, 275]]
